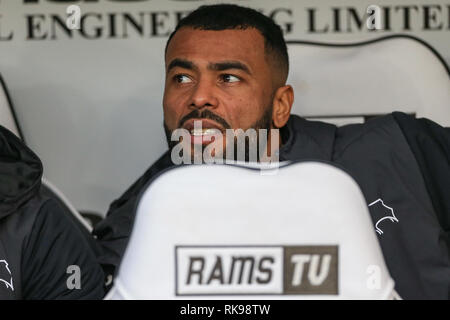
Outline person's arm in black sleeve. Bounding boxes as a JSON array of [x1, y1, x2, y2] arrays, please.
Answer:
[[21, 199, 106, 299], [93, 150, 173, 276], [392, 112, 450, 250]]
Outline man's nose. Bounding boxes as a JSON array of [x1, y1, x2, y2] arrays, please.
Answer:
[[189, 79, 218, 110]]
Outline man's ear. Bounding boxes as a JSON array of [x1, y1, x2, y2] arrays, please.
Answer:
[[272, 85, 294, 128]]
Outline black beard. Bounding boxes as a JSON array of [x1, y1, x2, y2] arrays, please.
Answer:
[[164, 105, 273, 163]]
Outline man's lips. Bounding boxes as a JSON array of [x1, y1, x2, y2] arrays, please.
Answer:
[[181, 119, 224, 145], [182, 119, 224, 132]]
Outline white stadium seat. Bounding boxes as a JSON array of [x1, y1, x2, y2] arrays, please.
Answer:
[[288, 35, 450, 127], [106, 161, 399, 300]]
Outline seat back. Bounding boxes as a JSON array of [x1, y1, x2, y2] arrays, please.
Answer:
[[106, 161, 397, 300], [287, 35, 450, 126]]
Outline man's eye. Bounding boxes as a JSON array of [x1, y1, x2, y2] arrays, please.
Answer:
[[175, 74, 192, 83], [221, 74, 240, 83]]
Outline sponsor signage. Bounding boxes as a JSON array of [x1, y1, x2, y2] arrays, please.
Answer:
[[175, 245, 339, 296]]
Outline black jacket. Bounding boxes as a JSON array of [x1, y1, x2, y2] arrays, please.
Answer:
[[0, 125, 105, 299], [93, 112, 450, 299]]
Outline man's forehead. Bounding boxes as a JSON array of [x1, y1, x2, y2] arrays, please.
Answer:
[[165, 27, 266, 68]]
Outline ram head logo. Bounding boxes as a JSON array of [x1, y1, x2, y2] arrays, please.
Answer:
[[368, 199, 399, 235], [0, 260, 14, 291]]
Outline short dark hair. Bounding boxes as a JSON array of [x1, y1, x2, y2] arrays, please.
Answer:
[[165, 4, 289, 83]]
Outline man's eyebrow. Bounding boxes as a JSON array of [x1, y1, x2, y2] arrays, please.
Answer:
[[167, 58, 197, 72], [208, 61, 252, 75]]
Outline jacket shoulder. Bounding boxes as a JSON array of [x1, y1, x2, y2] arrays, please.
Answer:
[[20, 196, 105, 299], [391, 112, 450, 239], [333, 114, 402, 158]]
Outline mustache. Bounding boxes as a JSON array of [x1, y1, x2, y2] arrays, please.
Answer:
[[178, 109, 231, 130]]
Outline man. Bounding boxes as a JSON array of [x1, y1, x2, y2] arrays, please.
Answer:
[[93, 4, 450, 299], [0, 125, 105, 299]]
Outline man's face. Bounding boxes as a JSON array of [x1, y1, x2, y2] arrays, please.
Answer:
[[163, 27, 276, 157]]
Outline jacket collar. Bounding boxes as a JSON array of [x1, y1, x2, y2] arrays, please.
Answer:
[[279, 114, 337, 162]]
